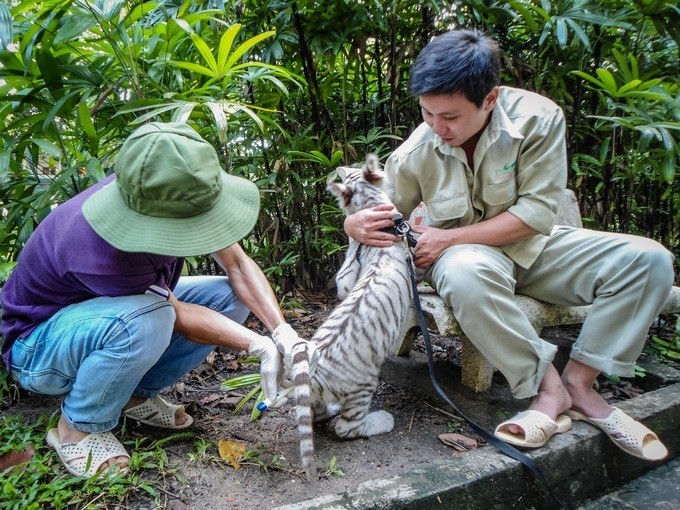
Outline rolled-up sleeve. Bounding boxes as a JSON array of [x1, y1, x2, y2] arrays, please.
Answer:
[[507, 107, 567, 235]]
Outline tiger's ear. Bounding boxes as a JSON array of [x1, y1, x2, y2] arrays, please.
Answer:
[[326, 181, 346, 198], [327, 181, 354, 207], [363, 154, 383, 184]]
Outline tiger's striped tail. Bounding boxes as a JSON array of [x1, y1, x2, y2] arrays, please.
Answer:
[[291, 341, 316, 481]]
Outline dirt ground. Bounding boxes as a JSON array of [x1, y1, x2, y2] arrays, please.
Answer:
[[1, 296, 672, 510]]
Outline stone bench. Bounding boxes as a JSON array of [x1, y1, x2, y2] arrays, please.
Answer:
[[397, 190, 680, 392]]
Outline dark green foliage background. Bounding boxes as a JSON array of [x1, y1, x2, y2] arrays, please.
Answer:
[[1, 0, 678, 294]]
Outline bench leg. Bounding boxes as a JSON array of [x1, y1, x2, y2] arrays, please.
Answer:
[[461, 335, 494, 392], [395, 326, 420, 356]]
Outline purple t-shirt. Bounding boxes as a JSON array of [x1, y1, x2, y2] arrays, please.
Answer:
[[0, 175, 184, 370]]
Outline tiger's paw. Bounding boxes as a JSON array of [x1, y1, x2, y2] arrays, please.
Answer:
[[335, 410, 394, 438], [363, 410, 394, 436]]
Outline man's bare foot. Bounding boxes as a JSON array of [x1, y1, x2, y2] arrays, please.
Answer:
[[56, 415, 129, 471], [123, 396, 191, 426], [561, 361, 613, 420], [505, 364, 572, 435]]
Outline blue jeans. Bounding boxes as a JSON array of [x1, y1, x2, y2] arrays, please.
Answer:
[[10, 276, 249, 433]]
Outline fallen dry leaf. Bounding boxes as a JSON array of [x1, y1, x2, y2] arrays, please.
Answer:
[[173, 381, 186, 398], [218, 439, 247, 470], [198, 393, 223, 406], [205, 351, 217, 366], [438, 433, 478, 453], [165, 498, 190, 510], [0, 446, 35, 472], [226, 360, 241, 371]]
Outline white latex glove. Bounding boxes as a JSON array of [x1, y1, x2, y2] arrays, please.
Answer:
[[268, 381, 295, 409], [248, 335, 284, 405], [271, 323, 320, 377]]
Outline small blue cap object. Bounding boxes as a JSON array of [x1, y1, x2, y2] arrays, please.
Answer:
[[257, 401, 268, 411]]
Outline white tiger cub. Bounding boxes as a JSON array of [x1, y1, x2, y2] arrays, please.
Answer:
[[290, 154, 412, 480]]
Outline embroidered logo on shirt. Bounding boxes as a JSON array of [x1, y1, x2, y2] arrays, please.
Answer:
[[493, 162, 516, 183]]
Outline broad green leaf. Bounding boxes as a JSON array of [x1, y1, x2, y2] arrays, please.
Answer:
[[329, 150, 344, 167], [228, 103, 264, 131], [205, 102, 228, 143], [638, 128, 655, 152], [0, 2, 11, 50], [658, 127, 675, 152], [0, 148, 10, 178], [224, 30, 276, 71], [555, 17, 568, 48], [171, 18, 194, 35], [661, 154, 675, 183], [77, 102, 98, 142], [507, 0, 539, 32], [638, 78, 663, 90], [32, 139, 61, 159], [259, 74, 290, 96], [599, 137, 611, 164], [130, 104, 187, 124], [172, 61, 215, 78], [53, 13, 95, 44], [611, 48, 632, 82], [621, 90, 672, 101], [571, 70, 606, 89], [171, 101, 197, 123], [190, 33, 218, 74], [595, 69, 618, 95], [617, 80, 642, 95], [0, 261, 17, 283], [84, 157, 105, 182], [565, 18, 591, 50], [124, 1, 159, 27], [217, 24, 241, 75]]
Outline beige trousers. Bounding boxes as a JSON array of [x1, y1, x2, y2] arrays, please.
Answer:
[[428, 226, 675, 399]]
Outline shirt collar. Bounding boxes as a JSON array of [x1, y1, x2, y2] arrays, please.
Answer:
[[433, 134, 470, 160], [488, 99, 524, 141]]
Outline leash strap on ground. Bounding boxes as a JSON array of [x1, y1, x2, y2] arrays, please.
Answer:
[[398, 230, 568, 510]]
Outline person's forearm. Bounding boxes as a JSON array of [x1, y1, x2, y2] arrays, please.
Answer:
[[413, 211, 539, 268], [212, 247, 285, 333], [450, 211, 538, 247], [170, 294, 260, 350]]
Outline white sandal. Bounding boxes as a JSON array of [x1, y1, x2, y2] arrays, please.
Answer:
[[565, 408, 667, 461], [46, 429, 130, 477], [494, 410, 572, 448], [123, 395, 193, 429]]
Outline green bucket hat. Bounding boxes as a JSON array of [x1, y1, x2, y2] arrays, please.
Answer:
[[82, 122, 260, 256]]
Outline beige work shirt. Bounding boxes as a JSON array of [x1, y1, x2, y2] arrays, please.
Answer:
[[385, 86, 568, 268]]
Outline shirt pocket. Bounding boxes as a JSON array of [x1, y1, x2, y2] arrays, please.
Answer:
[[426, 194, 469, 221], [482, 180, 517, 206]]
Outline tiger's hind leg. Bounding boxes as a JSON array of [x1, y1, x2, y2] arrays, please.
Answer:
[[312, 400, 341, 423], [309, 383, 341, 423], [334, 390, 394, 439]]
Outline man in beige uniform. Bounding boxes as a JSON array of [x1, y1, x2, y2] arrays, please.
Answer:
[[345, 29, 674, 460]]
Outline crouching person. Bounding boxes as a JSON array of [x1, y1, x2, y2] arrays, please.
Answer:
[[0, 122, 317, 476]]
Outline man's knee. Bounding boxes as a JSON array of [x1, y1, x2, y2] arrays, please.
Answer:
[[638, 241, 674, 287], [617, 237, 675, 288], [432, 249, 514, 307], [122, 299, 176, 355]]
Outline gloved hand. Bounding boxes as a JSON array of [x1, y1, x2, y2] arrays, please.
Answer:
[[248, 335, 284, 405], [271, 323, 320, 377]]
